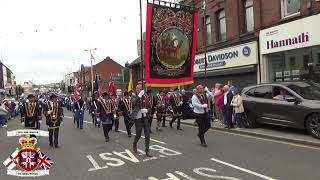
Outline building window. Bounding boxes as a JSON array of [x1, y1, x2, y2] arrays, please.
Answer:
[[217, 10, 226, 41], [205, 16, 212, 45], [281, 0, 300, 18], [244, 0, 254, 32]]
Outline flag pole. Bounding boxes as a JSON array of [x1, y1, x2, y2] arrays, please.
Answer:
[[139, 0, 145, 90], [202, 0, 207, 87]]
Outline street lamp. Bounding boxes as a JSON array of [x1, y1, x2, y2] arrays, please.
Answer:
[[84, 48, 97, 96]]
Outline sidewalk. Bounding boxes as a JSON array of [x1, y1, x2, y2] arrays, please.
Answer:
[[178, 119, 320, 147]]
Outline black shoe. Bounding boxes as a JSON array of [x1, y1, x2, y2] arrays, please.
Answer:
[[169, 123, 173, 128], [177, 128, 182, 131], [49, 143, 53, 147], [133, 144, 138, 153], [55, 145, 60, 148], [115, 130, 119, 132], [105, 138, 109, 142], [201, 142, 207, 147], [146, 152, 152, 157], [128, 134, 132, 138], [162, 125, 167, 128]]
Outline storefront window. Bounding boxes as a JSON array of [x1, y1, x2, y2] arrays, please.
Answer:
[[267, 46, 320, 83]]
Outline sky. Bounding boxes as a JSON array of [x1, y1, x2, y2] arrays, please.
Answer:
[[0, 0, 178, 85]]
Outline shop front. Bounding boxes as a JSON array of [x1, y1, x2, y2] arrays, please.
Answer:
[[260, 14, 320, 83], [192, 41, 258, 89]]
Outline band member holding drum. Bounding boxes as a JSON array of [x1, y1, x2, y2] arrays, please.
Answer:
[[111, 93, 120, 132]]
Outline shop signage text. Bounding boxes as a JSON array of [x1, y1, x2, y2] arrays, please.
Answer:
[[194, 41, 257, 73]]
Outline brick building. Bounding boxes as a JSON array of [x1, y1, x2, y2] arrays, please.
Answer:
[[180, 0, 320, 89], [79, 57, 125, 96]]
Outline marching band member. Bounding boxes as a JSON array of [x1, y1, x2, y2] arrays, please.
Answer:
[[74, 97, 85, 129], [43, 94, 63, 148], [155, 90, 166, 131], [119, 91, 134, 137], [146, 89, 156, 133], [90, 91, 101, 128], [111, 93, 120, 132], [169, 88, 183, 130], [96, 92, 114, 142], [20, 94, 42, 136], [132, 85, 152, 157], [192, 85, 211, 147]]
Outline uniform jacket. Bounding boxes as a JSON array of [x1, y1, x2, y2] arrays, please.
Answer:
[[43, 102, 63, 128], [20, 102, 42, 129], [96, 99, 114, 124]]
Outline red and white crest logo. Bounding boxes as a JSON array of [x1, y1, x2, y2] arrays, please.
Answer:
[[18, 149, 38, 172]]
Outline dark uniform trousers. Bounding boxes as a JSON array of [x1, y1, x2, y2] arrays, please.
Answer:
[[124, 114, 134, 135], [194, 113, 211, 143], [49, 128, 59, 146], [102, 124, 113, 139], [133, 116, 150, 153], [170, 108, 182, 129], [113, 117, 119, 131]]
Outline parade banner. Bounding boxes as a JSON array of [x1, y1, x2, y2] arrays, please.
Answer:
[[144, 1, 198, 87]]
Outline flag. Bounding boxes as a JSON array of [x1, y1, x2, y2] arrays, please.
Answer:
[[37, 151, 54, 170], [107, 80, 116, 95], [74, 79, 81, 101], [127, 69, 133, 92], [144, 2, 199, 87], [3, 149, 19, 170]]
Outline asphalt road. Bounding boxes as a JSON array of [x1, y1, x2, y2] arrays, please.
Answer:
[[1, 110, 320, 180]]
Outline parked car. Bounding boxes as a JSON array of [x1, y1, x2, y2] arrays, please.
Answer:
[[241, 81, 320, 139]]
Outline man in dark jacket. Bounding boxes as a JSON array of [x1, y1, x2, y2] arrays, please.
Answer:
[[222, 85, 233, 129]]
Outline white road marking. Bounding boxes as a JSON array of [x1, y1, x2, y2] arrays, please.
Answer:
[[83, 121, 166, 144], [117, 129, 166, 145], [64, 116, 73, 119], [182, 123, 320, 151], [210, 158, 277, 180]]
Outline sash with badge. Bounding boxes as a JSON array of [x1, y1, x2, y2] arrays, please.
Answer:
[[47, 102, 60, 127], [101, 99, 114, 124], [195, 93, 209, 113], [123, 98, 134, 123]]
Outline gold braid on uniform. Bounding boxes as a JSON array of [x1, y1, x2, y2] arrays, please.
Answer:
[[50, 103, 59, 126], [173, 94, 181, 107], [102, 99, 113, 113], [124, 98, 133, 113], [26, 103, 36, 117]]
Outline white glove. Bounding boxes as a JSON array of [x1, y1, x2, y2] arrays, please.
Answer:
[[39, 120, 43, 124], [61, 121, 64, 125], [21, 122, 24, 125], [138, 90, 145, 98], [96, 118, 101, 123], [204, 87, 209, 92], [141, 108, 148, 114], [180, 102, 183, 105], [47, 111, 52, 115], [202, 104, 208, 108]]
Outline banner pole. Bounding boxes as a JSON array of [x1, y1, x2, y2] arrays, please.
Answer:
[[140, 0, 145, 90], [203, 0, 207, 87]]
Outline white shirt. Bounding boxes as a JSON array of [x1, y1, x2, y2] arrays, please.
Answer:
[[224, 93, 228, 105], [192, 94, 205, 114]]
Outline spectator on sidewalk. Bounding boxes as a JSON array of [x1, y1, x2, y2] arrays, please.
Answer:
[[227, 80, 236, 94], [230, 89, 245, 128], [222, 85, 234, 129], [0, 102, 9, 128], [215, 84, 224, 125]]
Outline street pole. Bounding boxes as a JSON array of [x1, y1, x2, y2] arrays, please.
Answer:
[[139, 0, 144, 90], [85, 48, 97, 96]]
